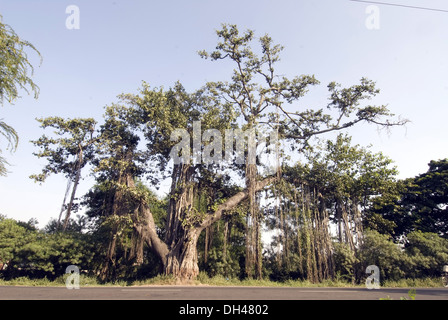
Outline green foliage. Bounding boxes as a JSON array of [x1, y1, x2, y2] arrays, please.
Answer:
[[402, 289, 417, 300], [0, 15, 41, 105], [382, 277, 441, 288], [0, 15, 41, 176], [357, 230, 407, 282], [0, 120, 18, 176], [379, 289, 417, 300], [405, 231, 448, 278], [354, 230, 448, 284], [0, 216, 30, 264], [199, 24, 406, 152], [307, 134, 398, 200], [333, 242, 359, 282], [30, 117, 97, 183], [367, 159, 448, 240], [265, 133, 400, 283], [403, 159, 448, 237], [198, 215, 246, 279], [83, 179, 166, 281], [30, 117, 98, 230], [13, 232, 90, 276], [0, 216, 95, 279]]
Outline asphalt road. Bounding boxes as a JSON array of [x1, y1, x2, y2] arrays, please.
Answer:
[[0, 285, 446, 300]]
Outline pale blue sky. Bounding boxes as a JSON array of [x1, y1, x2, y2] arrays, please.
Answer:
[[1, 0, 447, 227]]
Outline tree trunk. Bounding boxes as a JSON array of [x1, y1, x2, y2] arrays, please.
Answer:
[[341, 200, 355, 251], [99, 159, 136, 280], [135, 175, 276, 281], [100, 233, 117, 281], [130, 228, 144, 265], [352, 199, 363, 248], [223, 220, 229, 263], [164, 230, 201, 281], [293, 185, 304, 276], [61, 146, 83, 231], [136, 202, 201, 281], [319, 195, 334, 279], [165, 163, 194, 248]]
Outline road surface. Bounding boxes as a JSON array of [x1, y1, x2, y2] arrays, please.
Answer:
[[0, 285, 446, 300]]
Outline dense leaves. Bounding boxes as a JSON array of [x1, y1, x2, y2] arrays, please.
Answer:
[[366, 159, 448, 239], [0, 216, 94, 280]]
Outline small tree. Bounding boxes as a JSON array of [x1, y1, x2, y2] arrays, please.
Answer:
[[30, 117, 97, 230], [405, 231, 448, 278], [0, 216, 30, 269], [366, 159, 448, 239], [0, 216, 94, 279], [357, 230, 407, 282]]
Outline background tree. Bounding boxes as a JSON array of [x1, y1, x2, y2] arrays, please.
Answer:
[[30, 117, 97, 230], [401, 159, 448, 237], [366, 159, 448, 240], [0, 15, 41, 175], [0, 215, 94, 280], [404, 231, 448, 278], [265, 134, 398, 282], [357, 230, 407, 282], [0, 215, 30, 270]]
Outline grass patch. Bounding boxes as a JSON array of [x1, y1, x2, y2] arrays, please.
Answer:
[[192, 272, 360, 288], [0, 274, 105, 287], [382, 277, 442, 288], [0, 276, 55, 287], [131, 274, 179, 286], [0, 272, 444, 288]]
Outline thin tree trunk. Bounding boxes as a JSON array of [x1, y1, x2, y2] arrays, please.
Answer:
[[255, 206, 262, 279], [62, 146, 83, 231], [341, 201, 355, 252], [223, 220, 229, 263], [293, 185, 304, 276], [274, 187, 282, 268], [204, 226, 209, 265], [245, 162, 257, 279], [303, 186, 313, 281], [100, 233, 117, 281], [320, 195, 334, 279], [312, 189, 323, 282], [352, 199, 363, 248], [336, 200, 343, 243]]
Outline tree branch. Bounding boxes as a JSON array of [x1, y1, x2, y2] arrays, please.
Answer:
[[200, 175, 277, 230], [135, 203, 169, 266]]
